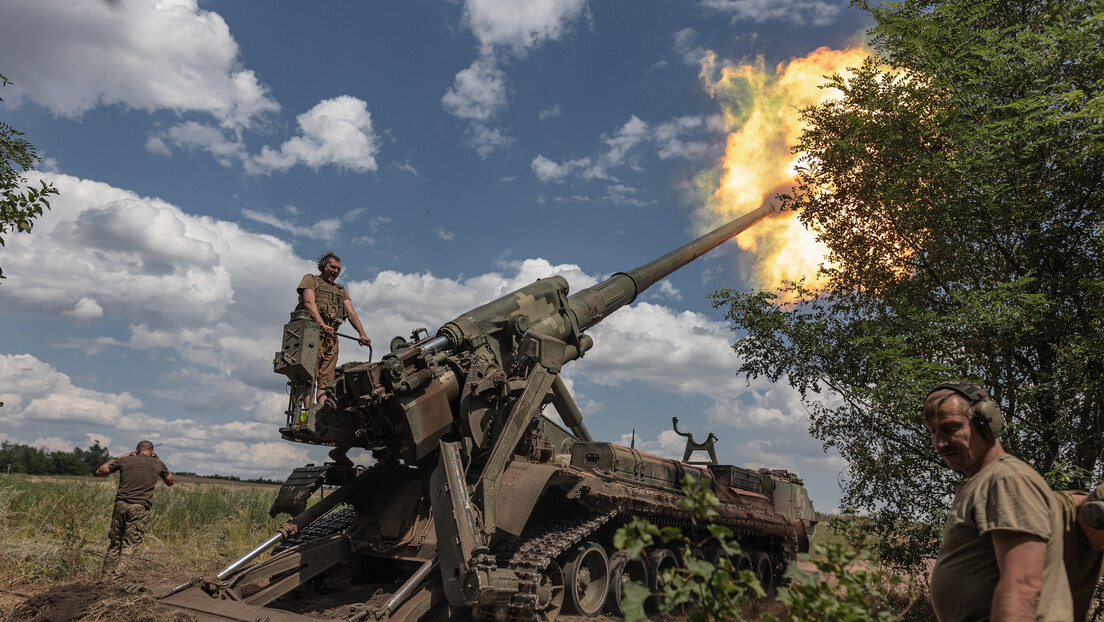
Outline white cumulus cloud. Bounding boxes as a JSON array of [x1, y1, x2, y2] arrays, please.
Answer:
[[62, 297, 104, 322], [0, 0, 279, 129], [463, 0, 590, 57], [442, 59, 510, 123], [443, 0, 590, 156], [700, 0, 844, 26], [531, 114, 725, 202], [0, 354, 142, 429], [247, 96, 380, 175]]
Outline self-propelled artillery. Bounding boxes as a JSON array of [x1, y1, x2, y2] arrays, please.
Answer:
[[162, 203, 816, 622]]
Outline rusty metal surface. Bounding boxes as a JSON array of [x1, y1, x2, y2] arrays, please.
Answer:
[[496, 461, 568, 537], [160, 586, 326, 621], [568, 467, 801, 542], [400, 379, 453, 461], [386, 575, 447, 622]]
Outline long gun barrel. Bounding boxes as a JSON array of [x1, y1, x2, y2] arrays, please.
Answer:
[[567, 203, 776, 331], [435, 204, 776, 360]]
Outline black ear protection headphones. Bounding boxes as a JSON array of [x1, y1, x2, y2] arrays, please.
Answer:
[[929, 381, 1005, 441]]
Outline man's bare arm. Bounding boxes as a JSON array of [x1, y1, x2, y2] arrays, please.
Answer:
[[344, 299, 370, 346], [991, 530, 1046, 621], [94, 450, 135, 477], [94, 459, 115, 477], [301, 287, 334, 336]]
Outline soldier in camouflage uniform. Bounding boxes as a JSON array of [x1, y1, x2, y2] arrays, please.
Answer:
[[296, 251, 370, 407], [95, 440, 174, 580]]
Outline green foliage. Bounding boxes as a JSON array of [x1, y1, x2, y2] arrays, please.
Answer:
[[0, 440, 55, 474], [0, 72, 57, 281], [1045, 460, 1095, 492], [765, 516, 918, 622], [75, 441, 112, 474], [712, 0, 1104, 570], [614, 478, 919, 621], [614, 475, 762, 621], [0, 440, 110, 476]]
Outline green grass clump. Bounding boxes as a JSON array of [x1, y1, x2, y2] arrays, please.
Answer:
[[0, 474, 281, 587]]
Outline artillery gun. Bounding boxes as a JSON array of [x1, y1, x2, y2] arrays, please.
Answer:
[[162, 203, 816, 621]]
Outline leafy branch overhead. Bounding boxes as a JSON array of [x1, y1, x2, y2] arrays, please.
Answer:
[[711, 0, 1104, 570], [1, 72, 58, 281]]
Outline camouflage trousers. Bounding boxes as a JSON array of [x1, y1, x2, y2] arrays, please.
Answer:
[[101, 500, 150, 579]]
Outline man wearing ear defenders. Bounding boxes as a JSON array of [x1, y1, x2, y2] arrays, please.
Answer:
[[924, 382, 1073, 622], [1055, 484, 1104, 621]]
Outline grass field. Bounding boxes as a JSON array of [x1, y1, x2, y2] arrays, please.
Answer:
[[0, 473, 283, 589]]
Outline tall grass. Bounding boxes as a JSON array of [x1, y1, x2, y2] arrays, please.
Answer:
[[0, 474, 282, 587]]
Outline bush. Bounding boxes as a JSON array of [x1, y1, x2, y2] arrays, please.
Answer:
[[767, 515, 919, 622], [614, 477, 920, 621]]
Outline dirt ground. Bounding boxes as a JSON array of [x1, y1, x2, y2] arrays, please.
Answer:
[[1, 569, 790, 622], [1, 574, 197, 622], [1, 571, 385, 622]]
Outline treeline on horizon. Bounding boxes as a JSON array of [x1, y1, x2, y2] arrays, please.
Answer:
[[0, 440, 282, 484]]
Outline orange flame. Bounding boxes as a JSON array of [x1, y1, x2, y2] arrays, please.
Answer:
[[697, 46, 870, 297]]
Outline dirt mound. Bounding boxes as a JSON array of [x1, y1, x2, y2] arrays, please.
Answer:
[[4, 580, 195, 622]]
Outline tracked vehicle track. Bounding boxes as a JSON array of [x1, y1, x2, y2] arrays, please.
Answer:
[[273, 506, 358, 553], [477, 509, 619, 621]]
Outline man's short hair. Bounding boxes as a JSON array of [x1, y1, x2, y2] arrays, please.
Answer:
[[317, 252, 341, 272], [923, 388, 972, 423], [136, 440, 154, 452]]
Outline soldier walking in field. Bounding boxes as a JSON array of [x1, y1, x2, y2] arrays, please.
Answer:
[[95, 440, 174, 580]]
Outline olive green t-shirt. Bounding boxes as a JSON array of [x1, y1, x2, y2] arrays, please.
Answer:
[[1055, 490, 1104, 621], [109, 454, 170, 509], [930, 455, 1073, 622]]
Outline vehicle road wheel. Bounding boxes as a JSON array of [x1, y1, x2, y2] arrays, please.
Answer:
[[647, 548, 679, 611], [705, 548, 729, 571], [734, 553, 753, 582], [606, 550, 648, 616], [563, 543, 608, 616], [753, 552, 774, 593], [535, 559, 564, 621]]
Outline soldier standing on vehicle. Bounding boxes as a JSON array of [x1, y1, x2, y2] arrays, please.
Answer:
[[1055, 484, 1104, 621], [95, 440, 174, 580], [296, 251, 370, 407], [924, 381, 1073, 622]]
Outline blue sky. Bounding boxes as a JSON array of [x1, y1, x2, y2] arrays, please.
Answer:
[[0, 0, 872, 512]]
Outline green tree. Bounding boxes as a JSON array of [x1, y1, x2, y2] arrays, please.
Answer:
[[0, 441, 53, 474], [51, 451, 89, 476], [75, 440, 111, 474], [1, 72, 57, 281], [712, 0, 1104, 569]]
